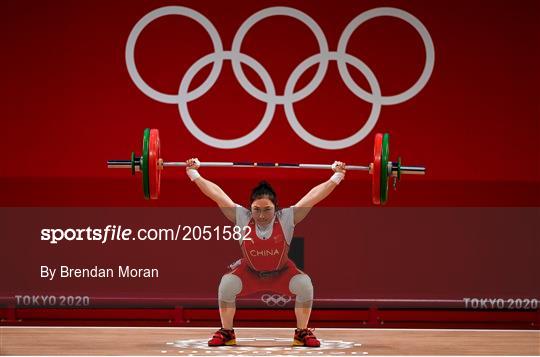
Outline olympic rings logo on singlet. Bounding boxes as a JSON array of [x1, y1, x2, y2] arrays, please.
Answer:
[[261, 293, 292, 307]]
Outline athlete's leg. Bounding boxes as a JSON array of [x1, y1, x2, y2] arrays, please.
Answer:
[[218, 273, 242, 329], [289, 273, 314, 329]]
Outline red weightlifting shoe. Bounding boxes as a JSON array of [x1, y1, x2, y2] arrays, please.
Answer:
[[292, 328, 321, 347], [208, 328, 236, 346]]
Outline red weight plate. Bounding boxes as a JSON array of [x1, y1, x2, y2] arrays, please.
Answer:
[[156, 131, 161, 198], [148, 128, 161, 200], [372, 133, 383, 205]]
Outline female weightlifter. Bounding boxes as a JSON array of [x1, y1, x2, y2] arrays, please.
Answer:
[[185, 158, 346, 347]]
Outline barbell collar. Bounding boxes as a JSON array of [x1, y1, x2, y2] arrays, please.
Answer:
[[108, 160, 139, 170], [398, 166, 426, 175]]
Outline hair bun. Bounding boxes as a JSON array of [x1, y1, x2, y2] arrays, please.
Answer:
[[250, 181, 278, 210]]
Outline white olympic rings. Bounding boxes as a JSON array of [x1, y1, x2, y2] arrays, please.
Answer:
[[126, 6, 435, 149], [261, 293, 292, 307]]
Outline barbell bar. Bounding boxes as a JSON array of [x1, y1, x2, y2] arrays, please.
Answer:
[[107, 128, 425, 204]]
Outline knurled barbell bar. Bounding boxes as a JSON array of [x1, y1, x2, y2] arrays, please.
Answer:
[[107, 128, 425, 204]]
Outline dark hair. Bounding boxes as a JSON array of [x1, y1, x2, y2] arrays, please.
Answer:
[[250, 180, 279, 210]]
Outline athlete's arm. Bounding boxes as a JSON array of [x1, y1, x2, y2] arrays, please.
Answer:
[[293, 161, 346, 225], [186, 158, 236, 222]]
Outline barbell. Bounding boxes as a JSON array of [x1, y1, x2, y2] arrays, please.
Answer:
[[107, 128, 425, 204]]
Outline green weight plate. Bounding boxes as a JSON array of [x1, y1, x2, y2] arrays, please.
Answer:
[[142, 128, 150, 200], [380, 133, 390, 205]]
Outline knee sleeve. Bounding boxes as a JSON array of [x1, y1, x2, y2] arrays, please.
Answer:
[[218, 273, 242, 303], [289, 273, 313, 303]]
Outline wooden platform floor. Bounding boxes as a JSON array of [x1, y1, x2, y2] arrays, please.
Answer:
[[1, 327, 539, 355]]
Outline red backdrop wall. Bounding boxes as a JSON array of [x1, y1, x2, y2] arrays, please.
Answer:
[[1, 0, 538, 206], [1, 1, 538, 309]]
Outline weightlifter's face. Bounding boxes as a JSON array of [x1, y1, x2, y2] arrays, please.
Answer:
[[251, 197, 275, 226]]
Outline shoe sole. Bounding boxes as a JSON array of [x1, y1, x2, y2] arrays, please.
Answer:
[[208, 339, 236, 347], [292, 339, 320, 347]]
